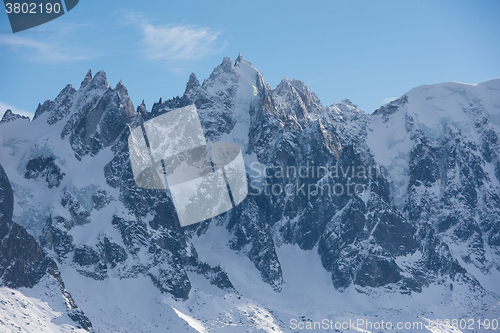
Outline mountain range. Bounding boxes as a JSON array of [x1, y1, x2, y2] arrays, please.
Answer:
[[0, 54, 499, 332]]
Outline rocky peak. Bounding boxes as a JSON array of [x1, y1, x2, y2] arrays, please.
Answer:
[[275, 77, 292, 90], [77, 69, 109, 95], [202, 57, 238, 93], [32, 84, 77, 123], [184, 73, 201, 94], [234, 53, 252, 67], [61, 70, 135, 159], [340, 98, 355, 107], [272, 77, 313, 126], [220, 56, 234, 72], [274, 78, 298, 103], [80, 69, 92, 89], [292, 79, 322, 113], [115, 80, 126, 91], [372, 95, 408, 122], [274, 78, 319, 105], [137, 100, 147, 115], [0, 109, 30, 124], [88, 70, 109, 90]]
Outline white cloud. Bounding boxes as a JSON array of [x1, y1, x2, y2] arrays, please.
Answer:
[[125, 12, 226, 72], [0, 23, 95, 63], [382, 97, 398, 105], [0, 34, 92, 63], [0, 102, 34, 119], [306, 76, 330, 85]]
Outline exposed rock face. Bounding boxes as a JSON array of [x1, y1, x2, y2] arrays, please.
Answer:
[[33, 84, 76, 124], [0, 109, 30, 123], [24, 155, 65, 188], [0, 165, 14, 239], [0, 164, 92, 330]]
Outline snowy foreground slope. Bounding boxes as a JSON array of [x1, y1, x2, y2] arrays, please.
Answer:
[[1, 55, 499, 332]]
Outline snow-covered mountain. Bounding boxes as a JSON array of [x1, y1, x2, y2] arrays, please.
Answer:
[[1, 55, 499, 332]]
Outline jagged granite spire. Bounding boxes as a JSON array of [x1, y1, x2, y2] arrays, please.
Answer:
[[89, 70, 109, 90], [185, 73, 200, 93], [80, 69, 92, 89], [219, 57, 234, 73], [137, 100, 147, 115], [60, 69, 135, 159]]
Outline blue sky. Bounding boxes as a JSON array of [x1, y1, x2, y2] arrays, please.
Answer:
[[1, 0, 499, 117]]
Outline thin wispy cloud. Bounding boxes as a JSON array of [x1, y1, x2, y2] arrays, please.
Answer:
[[125, 11, 226, 72], [306, 76, 330, 85], [0, 23, 96, 63]]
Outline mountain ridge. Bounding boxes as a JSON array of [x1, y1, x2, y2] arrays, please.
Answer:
[[1, 56, 499, 332]]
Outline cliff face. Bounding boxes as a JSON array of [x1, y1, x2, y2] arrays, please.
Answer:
[[0, 164, 92, 330]]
